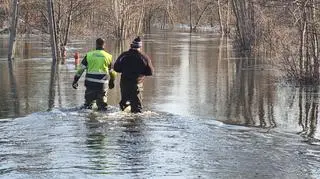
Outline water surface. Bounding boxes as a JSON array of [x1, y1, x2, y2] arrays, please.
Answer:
[[0, 32, 319, 178]]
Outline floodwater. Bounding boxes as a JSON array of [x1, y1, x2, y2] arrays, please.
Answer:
[[0, 32, 319, 179]]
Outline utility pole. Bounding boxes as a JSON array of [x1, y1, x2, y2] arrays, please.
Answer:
[[47, 0, 58, 110], [8, 0, 19, 60]]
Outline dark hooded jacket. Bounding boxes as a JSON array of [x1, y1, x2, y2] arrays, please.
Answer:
[[114, 49, 153, 80]]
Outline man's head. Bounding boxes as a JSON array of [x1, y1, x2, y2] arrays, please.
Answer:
[[96, 38, 105, 48], [130, 36, 142, 49]]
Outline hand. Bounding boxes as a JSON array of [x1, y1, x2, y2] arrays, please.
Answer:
[[72, 81, 78, 89], [108, 80, 114, 89], [137, 75, 145, 83]]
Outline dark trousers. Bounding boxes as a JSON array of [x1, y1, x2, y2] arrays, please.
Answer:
[[84, 88, 108, 110], [119, 78, 142, 113]]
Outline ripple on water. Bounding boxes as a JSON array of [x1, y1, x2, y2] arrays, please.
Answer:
[[0, 108, 319, 178]]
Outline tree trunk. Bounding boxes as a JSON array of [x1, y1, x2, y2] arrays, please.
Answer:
[[189, 0, 192, 33], [114, 0, 120, 38], [226, 0, 230, 35], [231, 0, 243, 45], [64, 0, 73, 46], [231, 0, 255, 55], [217, 0, 224, 35], [311, 0, 319, 81], [8, 0, 19, 60], [193, 2, 212, 32], [52, 1, 61, 63], [136, 0, 145, 35], [299, 2, 307, 79], [47, 0, 58, 110]]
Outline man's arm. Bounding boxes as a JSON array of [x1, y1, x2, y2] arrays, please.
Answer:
[[108, 62, 117, 89], [142, 53, 154, 76], [72, 56, 87, 89]]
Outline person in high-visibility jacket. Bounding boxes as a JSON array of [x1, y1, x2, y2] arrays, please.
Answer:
[[72, 38, 116, 110], [114, 36, 154, 113]]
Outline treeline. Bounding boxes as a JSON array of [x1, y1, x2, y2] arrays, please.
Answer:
[[1, 0, 222, 39], [2, 0, 224, 61], [230, 0, 320, 85], [1, 0, 320, 85]]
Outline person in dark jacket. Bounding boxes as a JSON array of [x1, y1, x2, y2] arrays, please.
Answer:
[[114, 36, 154, 113], [72, 38, 117, 110]]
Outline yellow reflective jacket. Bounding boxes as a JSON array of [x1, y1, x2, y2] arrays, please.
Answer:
[[74, 48, 116, 89]]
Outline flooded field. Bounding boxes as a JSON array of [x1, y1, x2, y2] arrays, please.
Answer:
[[0, 32, 319, 178]]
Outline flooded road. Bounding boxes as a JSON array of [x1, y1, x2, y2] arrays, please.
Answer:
[[0, 32, 319, 178]]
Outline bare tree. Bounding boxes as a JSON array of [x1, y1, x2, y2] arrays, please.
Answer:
[[193, 1, 214, 32], [231, 0, 256, 55], [0, 0, 10, 28], [4, 0, 320, 84], [8, 0, 19, 60]]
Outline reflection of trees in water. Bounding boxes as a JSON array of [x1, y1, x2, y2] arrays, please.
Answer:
[[220, 41, 276, 128], [84, 117, 149, 175], [257, 74, 276, 128], [23, 58, 31, 113], [117, 117, 148, 176], [14, 40, 34, 59], [57, 63, 62, 108], [8, 60, 20, 116], [297, 87, 319, 139], [85, 119, 109, 171], [218, 36, 318, 136], [229, 57, 255, 126], [48, 59, 59, 110], [22, 41, 31, 59]]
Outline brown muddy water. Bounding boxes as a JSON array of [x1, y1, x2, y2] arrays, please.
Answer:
[[0, 32, 319, 179]]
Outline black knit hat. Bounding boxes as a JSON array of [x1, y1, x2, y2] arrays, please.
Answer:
[[130, 36, 142, 48]]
